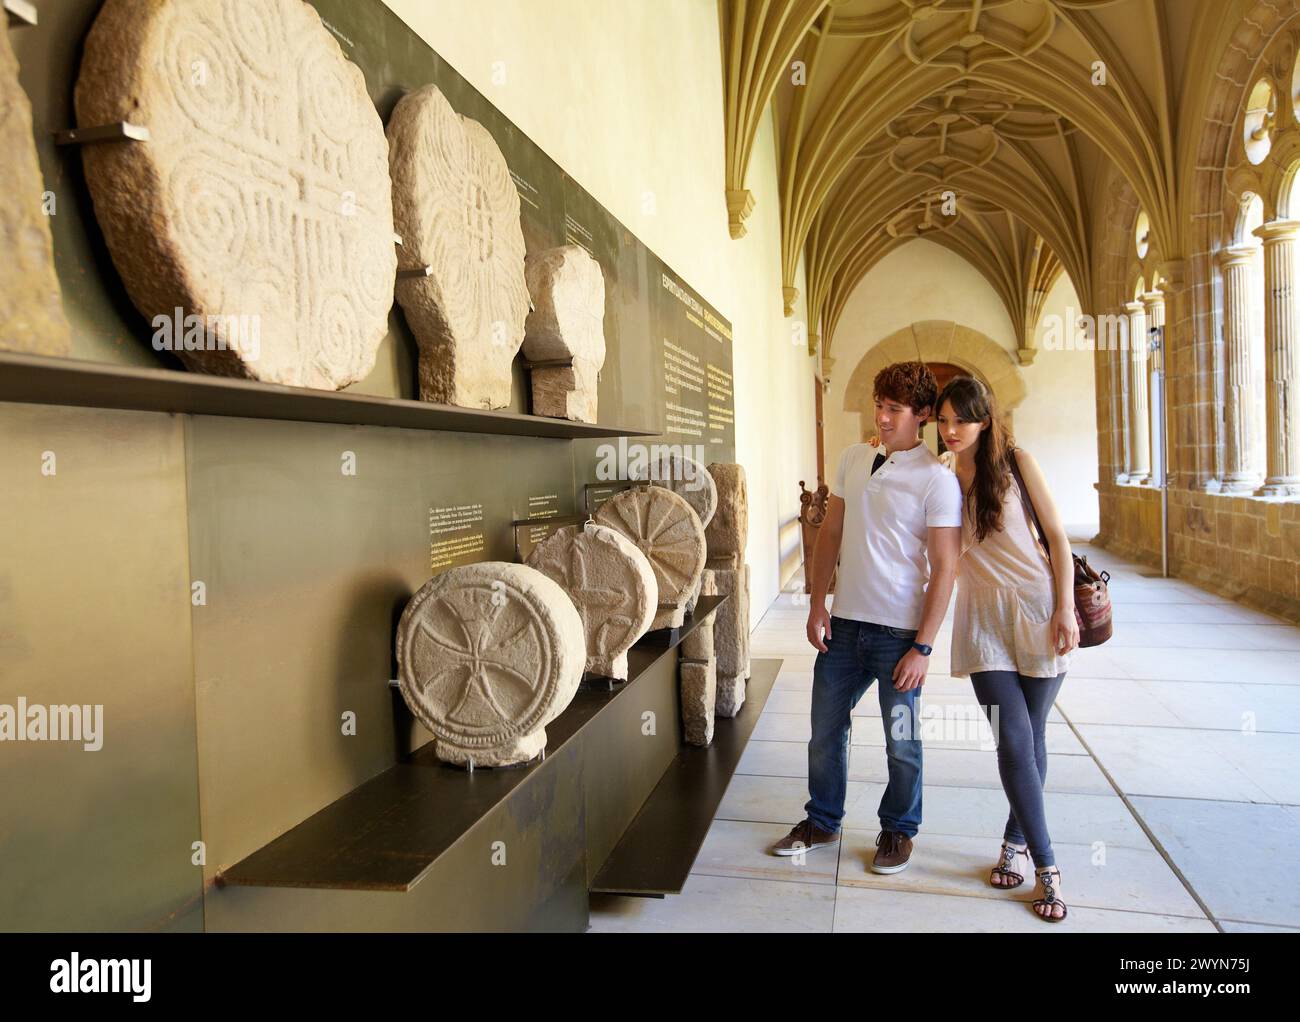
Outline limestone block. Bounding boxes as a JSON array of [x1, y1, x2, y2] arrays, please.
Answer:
[[911, 320, 955, 363], [595, 485, 706, 629], [74, 0, 395, 387], [388, 83, 529, 408], [523, 245, 606, 422], [705, 463, 748, 563], [679, 659, 716, 747], [0, 29, 70, 356], [525, 523, 656, 681], [712, 566, 747, 717], [632, 450, 718, 529], [681, 569, 717, 659], [396, 562, 585, 767]]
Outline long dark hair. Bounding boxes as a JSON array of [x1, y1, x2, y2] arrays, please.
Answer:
[[936, 376, 1014, 542]]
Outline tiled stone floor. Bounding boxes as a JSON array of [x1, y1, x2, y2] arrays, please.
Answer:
[[589, 544, 1300, 932]]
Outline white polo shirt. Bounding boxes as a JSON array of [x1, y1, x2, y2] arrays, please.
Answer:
[[829, 441, 962, 630]]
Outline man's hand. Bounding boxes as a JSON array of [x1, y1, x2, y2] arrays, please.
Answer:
[[892, 648, 929, 691], [807, 604, 832, 652]]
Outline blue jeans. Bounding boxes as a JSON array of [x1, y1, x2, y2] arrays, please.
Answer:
[[805, 616, 923, 836]]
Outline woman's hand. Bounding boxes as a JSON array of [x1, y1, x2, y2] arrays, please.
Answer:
[[1051, 606, 1079, 655]]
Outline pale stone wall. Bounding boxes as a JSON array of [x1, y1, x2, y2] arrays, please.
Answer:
[[383, 0, 818, 624], [825, 239, 1100, 531]]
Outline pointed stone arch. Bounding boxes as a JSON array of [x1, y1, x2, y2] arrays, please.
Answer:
[[842, 321, 1027, 441]]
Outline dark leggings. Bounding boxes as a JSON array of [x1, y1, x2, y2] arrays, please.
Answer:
[[969, 670, 1067, 870]]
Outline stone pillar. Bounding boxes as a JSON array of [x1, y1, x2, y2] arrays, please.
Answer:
[[1124, 300, 1150, 484], [1252, 220, 1300, 496], [1106, 306, 1131, 482], [1141, 289, 1166, 486], [1218, 245, 1261, 492]]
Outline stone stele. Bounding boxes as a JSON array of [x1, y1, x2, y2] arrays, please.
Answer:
[[396, 562, 585, 767], [74, 0, 396, 388], [679, 659, 716, 747], [525, 523, 657, 681], [713, 565, 748, 718], [388, 83, 530, 408], [523, 244, 607, 422], [633, 450, 717, 530], [680, 568, 717, 661], [0, 28, 71, 356], [704, 462, 748, 568], [594, 486, 706, 630]]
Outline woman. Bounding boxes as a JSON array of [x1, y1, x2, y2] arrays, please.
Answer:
[[935, 376, 1079, 922]]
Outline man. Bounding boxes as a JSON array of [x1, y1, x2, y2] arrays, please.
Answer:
[[771, 361, 962, 873]]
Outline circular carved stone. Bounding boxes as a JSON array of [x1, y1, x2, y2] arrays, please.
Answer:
[[594, 486, 706, 630], [526, 523, 657, 681], [396, 562, 585, 767], [388, 83, 530, 409], [74, 0, 397, 389], [630, 451, 718, 529]]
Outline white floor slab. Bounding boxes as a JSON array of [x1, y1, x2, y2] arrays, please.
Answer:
[[591, 543, 1300, 931]]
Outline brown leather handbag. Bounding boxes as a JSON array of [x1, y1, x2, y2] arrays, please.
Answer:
[[1008, 453, 1113, 647]]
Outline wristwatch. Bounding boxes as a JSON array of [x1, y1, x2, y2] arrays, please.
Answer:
[[911, 641, 933, 656]]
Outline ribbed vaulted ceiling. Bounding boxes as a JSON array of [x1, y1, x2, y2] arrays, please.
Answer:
[[720, 0, 1205, 368]]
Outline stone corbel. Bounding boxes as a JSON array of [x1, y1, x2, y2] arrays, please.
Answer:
[[727, 188, 755, 240], [783, 285, 800, 317]]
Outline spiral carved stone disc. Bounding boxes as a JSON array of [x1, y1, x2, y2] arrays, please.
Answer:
[[631, 451, 718, 529], [526, 524, 657, 681], [396, 562, 585, 767], [594, 486, 706, 630], [388, 83, 530, 409], [74, 0, 397, 389]]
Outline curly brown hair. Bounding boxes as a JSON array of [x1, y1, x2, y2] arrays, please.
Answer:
[[873, 361, 938, 417]]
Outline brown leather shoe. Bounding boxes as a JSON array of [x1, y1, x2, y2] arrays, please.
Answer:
[[770, 818, 839, 856], [870, 829, 913, 873]]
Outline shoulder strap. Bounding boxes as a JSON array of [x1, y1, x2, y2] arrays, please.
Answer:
[[1007, 448, 1051, 560]]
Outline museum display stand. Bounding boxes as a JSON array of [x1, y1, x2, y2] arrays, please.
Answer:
[[0, 351, 657, 440], [0, 0, 761, 933], [212, 592, 779, 930]]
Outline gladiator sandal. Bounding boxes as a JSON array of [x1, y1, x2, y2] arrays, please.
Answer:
[[1031, 865, 1068, 922], [989, 841, 1028, 889]]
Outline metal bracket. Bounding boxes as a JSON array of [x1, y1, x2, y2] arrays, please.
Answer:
[[54, 122, 151, 146], [397, 265, 433, 280], [5, 0, 37, 26]]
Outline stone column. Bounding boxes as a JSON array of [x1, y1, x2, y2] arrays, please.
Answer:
[[1218, 245, 1260, 491], [1125, 300, 1150, 484], [1106, 306, 1131, 482], [1252, 220, 1300, 496], [1142, 289, 1166, 486]]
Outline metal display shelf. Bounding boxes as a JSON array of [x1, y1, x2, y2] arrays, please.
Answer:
[[217, 594, 730, 895], [0, 351, 660, 439], [591, 656, 780, 896]]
